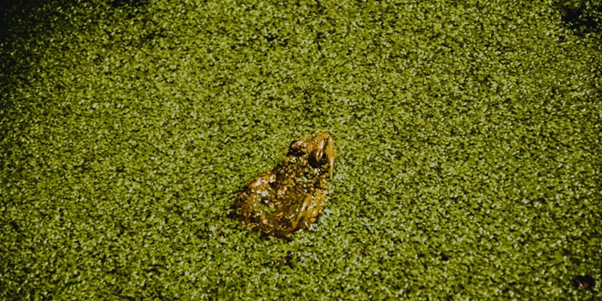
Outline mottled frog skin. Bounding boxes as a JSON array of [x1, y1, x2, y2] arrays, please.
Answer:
[[234, 133, 336, 237]]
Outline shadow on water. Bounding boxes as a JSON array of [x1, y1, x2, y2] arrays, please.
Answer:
[[0, 0, 44, 45], [0, 0, 148, 134], [557, 2, 601, 35], [108, 0, 148, 8], [0, 0, 149, 92], [0, 0, 148, 45]]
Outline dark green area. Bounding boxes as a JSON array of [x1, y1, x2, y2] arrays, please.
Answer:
[[1, 0, 601, 299]]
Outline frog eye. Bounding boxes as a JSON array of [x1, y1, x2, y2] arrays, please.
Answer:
[[318, 152, 328, 164], [309, 151, 329, 168]]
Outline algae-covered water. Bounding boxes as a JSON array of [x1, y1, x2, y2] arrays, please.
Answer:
[[1, 0, 601, 299]]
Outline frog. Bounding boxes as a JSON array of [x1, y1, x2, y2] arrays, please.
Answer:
[[233, 132, 336, 237]]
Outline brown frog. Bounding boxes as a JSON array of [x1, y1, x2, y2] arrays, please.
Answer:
[[233, 132, 336, 237]]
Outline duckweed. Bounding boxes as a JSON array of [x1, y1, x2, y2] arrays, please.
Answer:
[[1, 0, 600, 299]]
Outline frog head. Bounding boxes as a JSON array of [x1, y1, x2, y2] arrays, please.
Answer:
[[288, 132, 336, 179]]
